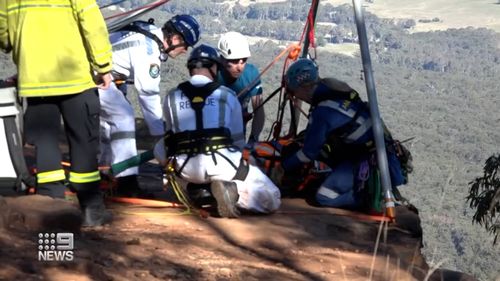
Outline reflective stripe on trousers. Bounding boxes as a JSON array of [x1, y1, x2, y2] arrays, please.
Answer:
[[37, 169, 66, 184]]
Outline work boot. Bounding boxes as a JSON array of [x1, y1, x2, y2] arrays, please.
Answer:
[[187, 183, 215, 207], [81, 202, 113, 227], [77, 191, 112, 227], [210, 181, 240, 218], [115, 175, 143, 197]]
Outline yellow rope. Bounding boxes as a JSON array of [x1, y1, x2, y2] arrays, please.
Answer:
[[165, 164, 209, 218], [167, 173, 194, 216]]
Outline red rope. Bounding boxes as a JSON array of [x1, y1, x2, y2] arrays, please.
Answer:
[[306, 0, 318, 49], [275, 0, 319, 139]]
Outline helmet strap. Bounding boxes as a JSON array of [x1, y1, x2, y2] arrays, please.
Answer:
[[119, 23, 168, 62], [164, 32, 188, 54], [208, 66, 217, 81], [165, 43, 186, 54]]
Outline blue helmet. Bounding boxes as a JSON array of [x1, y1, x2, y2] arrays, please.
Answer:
[[285, 58, 319, 91], [187, 44, 221, 69], [165, 15, 200, 47]]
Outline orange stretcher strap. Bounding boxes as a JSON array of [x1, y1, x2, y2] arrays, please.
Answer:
[[107, 197, 183, 208], [276, 207, 392, 223]]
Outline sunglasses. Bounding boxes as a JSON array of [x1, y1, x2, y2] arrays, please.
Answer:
[[227, 58, 248, 65]]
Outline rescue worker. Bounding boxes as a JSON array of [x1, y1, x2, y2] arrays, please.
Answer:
[[0, 0, 113, 226], [154, 44, 281, 218], [217, 31, 265, 146], [99, 15, 200, 196], [281, 58, 405, 208]]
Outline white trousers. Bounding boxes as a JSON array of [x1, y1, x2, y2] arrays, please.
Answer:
[[174, 148, 281, 214], [99, 83, 138, 177]]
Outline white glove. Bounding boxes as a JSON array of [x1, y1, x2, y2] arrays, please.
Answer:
[[153, 139, 168, 167]]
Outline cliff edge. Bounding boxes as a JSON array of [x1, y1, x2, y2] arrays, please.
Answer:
[[0, 195, 477, 281]]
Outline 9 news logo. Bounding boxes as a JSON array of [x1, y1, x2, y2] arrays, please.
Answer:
[[37, 233, 74, 261]]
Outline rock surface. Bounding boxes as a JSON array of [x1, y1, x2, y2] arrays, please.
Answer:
[[0, 195, 81, 233], [0, 198, 477, 281]]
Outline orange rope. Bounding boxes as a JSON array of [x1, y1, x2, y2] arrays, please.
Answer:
[[237, 43, 300, 99], [287, 45, 301, 61], [108, 196, 209, 218], [276, 0, 320, 139], [107, 196, 183, 208], [238, 0, 319, 138], [283, 0, 318, 69]]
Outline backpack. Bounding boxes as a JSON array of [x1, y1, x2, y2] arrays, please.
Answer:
[[357, 139, 414, 214], [392, 139, 414, 184], [0, 86, 35, 195]]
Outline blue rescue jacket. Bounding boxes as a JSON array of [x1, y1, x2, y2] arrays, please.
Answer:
[[282, 78, 405, 187]]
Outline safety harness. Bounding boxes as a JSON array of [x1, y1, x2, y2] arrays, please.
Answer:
[[178, 81, 219, 131], [309, 80, 376, 165], [165, 81, 245, 177], [118, 19, 168, 61]]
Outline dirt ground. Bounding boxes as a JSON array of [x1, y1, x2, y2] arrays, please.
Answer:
[[0, 194, 477, 281]]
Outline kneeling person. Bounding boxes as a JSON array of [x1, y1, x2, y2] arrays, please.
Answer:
[[155, 44, 281, 217], [282, 59, 405, 209]]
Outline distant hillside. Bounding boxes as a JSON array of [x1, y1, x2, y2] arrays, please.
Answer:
[[237, 0, 500, 33]]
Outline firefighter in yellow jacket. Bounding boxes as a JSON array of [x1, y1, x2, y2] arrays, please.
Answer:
[[0, 0, 113, 226]]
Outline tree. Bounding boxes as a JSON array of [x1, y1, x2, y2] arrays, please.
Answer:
[[316, 36, 326, 47], [467, 154, 500, 244]]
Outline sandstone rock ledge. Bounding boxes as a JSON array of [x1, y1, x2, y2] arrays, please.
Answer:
[[0, 196, 476, 281]]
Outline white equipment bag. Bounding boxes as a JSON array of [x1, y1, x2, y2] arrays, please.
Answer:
[[0, 86, 34, 195]]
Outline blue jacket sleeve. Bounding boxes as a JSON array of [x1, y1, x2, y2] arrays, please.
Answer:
[[282, 106, 352, 171], [282, 107, 331, 171], [281, 154, 302, 171]]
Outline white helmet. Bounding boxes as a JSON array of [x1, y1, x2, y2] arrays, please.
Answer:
[[217, 31, 251, 60]]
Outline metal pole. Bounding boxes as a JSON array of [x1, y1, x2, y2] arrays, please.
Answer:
[[352, 0, 396, 219]]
